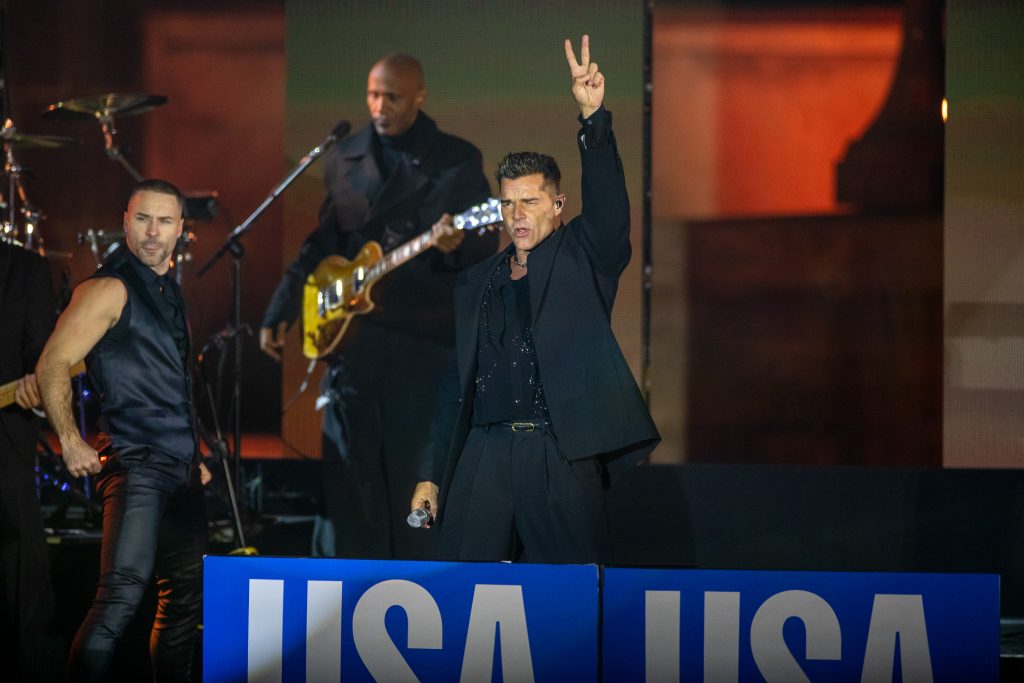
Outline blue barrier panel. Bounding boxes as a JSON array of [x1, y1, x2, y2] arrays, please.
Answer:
[[203, 556, 598, 682], [602, 568, 999, 682]]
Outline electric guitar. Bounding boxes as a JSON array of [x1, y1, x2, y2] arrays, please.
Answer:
[[302, 199, 503, 359], [0, 360, 87, 409]]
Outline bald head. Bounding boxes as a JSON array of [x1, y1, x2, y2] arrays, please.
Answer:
[[366, 54, 427, 137], [371, 54, 424, 88]]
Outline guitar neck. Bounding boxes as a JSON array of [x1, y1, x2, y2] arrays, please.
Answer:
[[0, 360, 87, 410], [366, 229, 437, 283], [0, 381, 16, 409], [361, 198, 501, 287]]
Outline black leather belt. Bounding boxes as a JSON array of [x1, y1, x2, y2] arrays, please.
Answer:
[[497, 420, 549, 433]]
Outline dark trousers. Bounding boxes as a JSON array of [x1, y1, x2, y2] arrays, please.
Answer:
[[319, 323, 450, 560], [438, 424, 611, 564], [0, 425, 60, 682], [68, 449, 206, 683]]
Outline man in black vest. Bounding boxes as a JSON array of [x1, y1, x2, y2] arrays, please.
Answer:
[[411, 37, 659, 563], [37, 179, 206, 682], [260, 54, 496, 559]]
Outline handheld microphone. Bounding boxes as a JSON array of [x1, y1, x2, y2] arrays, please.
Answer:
[[407, 508, 433, 528]]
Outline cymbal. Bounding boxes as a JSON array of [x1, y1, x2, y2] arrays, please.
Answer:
[[43, 93, 168, 121], [0, 127, 80, 149]]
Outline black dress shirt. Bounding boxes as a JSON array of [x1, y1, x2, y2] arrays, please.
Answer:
[[125, 250, 188, 364], [471, 255, 550, 425]]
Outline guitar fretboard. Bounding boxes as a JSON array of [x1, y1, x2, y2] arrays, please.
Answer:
[[365, 229, 435, 283], [355, 198, 501, 290]]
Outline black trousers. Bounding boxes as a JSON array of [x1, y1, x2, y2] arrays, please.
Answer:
[[438, 424, 611, 564], [0, 423, 60, 682], [68, 448, 206, 683], [319, 323, 450, 560]]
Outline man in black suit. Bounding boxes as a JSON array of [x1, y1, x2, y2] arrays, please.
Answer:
[[260, 54, 497, 559], [0, 242, 60, 681], [411, 36, 659, 563]]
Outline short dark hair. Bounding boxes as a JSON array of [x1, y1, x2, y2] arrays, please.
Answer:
[[495, 152, 561, 193], [129, 178, 185, 214]]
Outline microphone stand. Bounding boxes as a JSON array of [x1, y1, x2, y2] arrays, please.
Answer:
[[194, 383, 247, 548], [196, 121, 349, 511]]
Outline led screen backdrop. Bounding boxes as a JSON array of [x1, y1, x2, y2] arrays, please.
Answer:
[[944, 1, 1024, 468], [281, 1, 645, 457]]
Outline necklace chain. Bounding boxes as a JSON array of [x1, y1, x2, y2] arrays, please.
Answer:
[[512, 252, 528, 268]]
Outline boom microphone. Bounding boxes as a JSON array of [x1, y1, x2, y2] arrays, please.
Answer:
[[323, 119, 351, 147], [301, 120, 352, 167]]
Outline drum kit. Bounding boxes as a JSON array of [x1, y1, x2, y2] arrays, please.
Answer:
[[2, 92, 215, 281]]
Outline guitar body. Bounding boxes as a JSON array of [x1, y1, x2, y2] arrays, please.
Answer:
[[302, 241, 384, 359]]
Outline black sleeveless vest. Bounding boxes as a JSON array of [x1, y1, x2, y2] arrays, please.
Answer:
[[87, 250, 197, 461]]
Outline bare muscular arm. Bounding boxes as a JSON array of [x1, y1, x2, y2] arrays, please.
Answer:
[[36, 277, 127, 477]]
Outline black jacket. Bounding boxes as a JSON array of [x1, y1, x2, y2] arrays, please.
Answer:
[[422, 111, 660, 517], [262, 112, 497, 347], [0, 244, 57, 465]]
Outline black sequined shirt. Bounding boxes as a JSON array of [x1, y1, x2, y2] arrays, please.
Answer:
[[471, 253, 550, 424]]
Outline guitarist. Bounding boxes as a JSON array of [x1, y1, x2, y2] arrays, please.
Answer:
[[0, 241, 60, 681], [259, 54, 497, 560]]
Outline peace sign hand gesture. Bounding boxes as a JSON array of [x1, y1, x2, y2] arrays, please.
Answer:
[[564, 34, 604, 119]]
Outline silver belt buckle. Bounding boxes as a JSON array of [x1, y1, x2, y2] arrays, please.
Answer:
[[510, 421, 536, 432]]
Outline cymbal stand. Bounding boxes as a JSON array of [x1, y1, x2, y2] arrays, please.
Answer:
[[173, 231, 196, 286], [98, 113, 143, 183], [3, 122, 47, 250], [77, 229, 104, 269], [20, 204, 43, 251], [3, 134, 19, 241]]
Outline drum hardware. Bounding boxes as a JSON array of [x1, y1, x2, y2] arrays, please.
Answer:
[[44, 93, 168, 183], [75, 228, 119, 267], [43, 93, 168, 121], [174, 230, 198, 283], [1, 118, 77, 249], [0, 124, 80, 149], [38, 247, 72, 261], [185, 191, 219, 221], [179, 192, 218, 284]]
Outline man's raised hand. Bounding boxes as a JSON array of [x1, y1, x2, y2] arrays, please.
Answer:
[[564, 34, 605, 119]]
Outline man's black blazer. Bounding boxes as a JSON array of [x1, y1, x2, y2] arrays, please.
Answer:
[[423, 113, 660, 517]]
